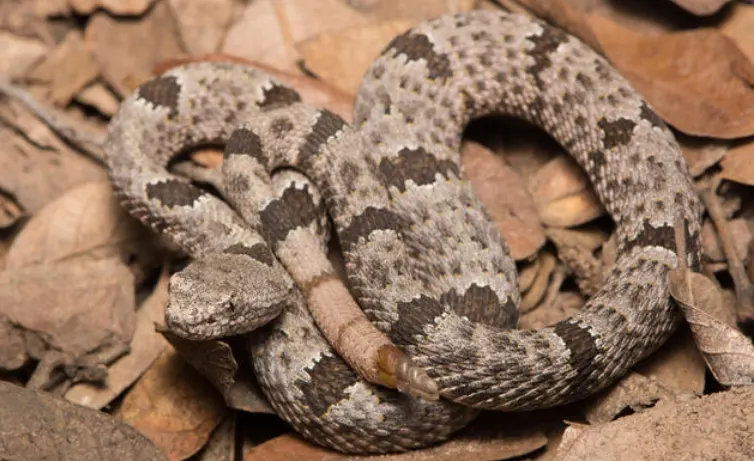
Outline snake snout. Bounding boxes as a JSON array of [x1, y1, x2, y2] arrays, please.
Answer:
[[164, 253, 293, 340]]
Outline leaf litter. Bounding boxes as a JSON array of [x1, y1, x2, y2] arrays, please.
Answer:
[[0, 0, 753, 460]]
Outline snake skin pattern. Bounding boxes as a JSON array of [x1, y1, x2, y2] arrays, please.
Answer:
[[105, 10, 702, 454]]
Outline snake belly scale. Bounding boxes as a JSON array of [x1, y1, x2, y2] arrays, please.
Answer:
[[105, 10, 702, 454]]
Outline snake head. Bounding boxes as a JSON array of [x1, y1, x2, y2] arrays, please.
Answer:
[[164, 253, 294, 340]]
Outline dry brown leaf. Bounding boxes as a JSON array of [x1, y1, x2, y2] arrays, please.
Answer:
[[198, 416, 236, 461], [668, 267, 754, 386], [719, 139, 754, 186], [0, 102, 106, 217], [228, 0, 452, 77], [221, 0, 298, 73], [86, 0, 184, 97], [633, 327, 707, 395], [167, 0, 232, 55], [162, 331, 273, 414], [0, 30, 49, 79], [0, 381, 168, 461], [583, 372, 678, 424], [0, 257, 135, 373], [277, 0, 474, 60], [26, 30, 100, 105], [68, 0, 156, 15], [678, 135, 729, 178], [297, 19, 413, 95], [75, 81, 121, 116], [506, 0, 603, 52], [224, 371, 275, 415], [278, 0, 384, 47], [4, 181, 155, 271], [65, 267, 170, 409], [245, 415, 547, 461], [244, 434, 343, 461], [720, 3, 754, 65], [668, 0, 732, 15], [347, 0, 476, 20], [529, 156, 604, 228], [587, 14, 754, 139], [557, 387, 754, 460], [462, 141, 546, 260], [117, 346, 228, 461]]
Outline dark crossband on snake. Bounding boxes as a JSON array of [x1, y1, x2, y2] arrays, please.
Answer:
[[105, 10, 702, 454]]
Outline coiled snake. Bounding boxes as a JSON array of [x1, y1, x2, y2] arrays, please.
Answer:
[[105, 10, 702, 454]]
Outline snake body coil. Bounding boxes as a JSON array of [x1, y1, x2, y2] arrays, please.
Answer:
[[106, 11, 702, 454]]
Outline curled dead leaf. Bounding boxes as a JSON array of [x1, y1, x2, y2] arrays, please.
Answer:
[[668, 267, 754, 386]]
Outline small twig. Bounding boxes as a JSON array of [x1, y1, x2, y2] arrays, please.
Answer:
[[0, 80, 107, 164], [697, 175, 754, 321]]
